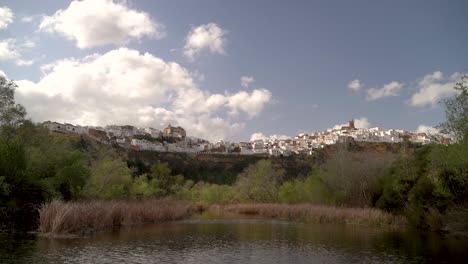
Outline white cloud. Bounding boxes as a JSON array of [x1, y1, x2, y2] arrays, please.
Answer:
[[0, 39, 19, 60], [250, 132, 266, 141], [333, 117, 371, 130], [416, 125, 439, 134], [366, 81, 403, 101], [0, 6, 14, 30], [0, 38, 35, 66], [15, 59, 34, 66], [0, 70, 6, 77], [21, 16, 35, 23], [227, 89, 272, 118], [409, 71, 458, 107], [184, 23, 226, 59], [39, 0, 164, 49], [171, 87, 272, 119], [21, 15, 44, 24], [348, 79, 361, 92], [241, 76, 254, 88], [354, 117, 371, 129], [15, 48, 271, 141], [21, 40, 35, 48], [250, 132, 289, 142]]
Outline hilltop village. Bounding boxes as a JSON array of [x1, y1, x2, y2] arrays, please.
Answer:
[[42, 120, 451, 156]]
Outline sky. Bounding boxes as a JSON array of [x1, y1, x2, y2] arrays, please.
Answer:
[[1, 0, 467, 142]]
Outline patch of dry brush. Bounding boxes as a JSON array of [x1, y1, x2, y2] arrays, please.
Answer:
[[39, 199, 192, 236], [215, 203, 407, 227]]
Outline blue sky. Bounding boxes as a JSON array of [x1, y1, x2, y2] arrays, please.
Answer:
[[1, 0, 467, 141]]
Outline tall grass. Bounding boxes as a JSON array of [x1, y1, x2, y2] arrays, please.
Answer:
[[212, 203, 407, 227], [39, 199, 192, 236]]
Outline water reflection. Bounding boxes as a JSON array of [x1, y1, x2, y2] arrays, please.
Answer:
[[1, 218, 467, 263]]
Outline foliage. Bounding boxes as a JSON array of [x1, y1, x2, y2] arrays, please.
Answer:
[[234, 159, 285, 202], [375, 143, 466, 229], [84, 157, 132, 198], [318, 146, 395, 206], [0, 126, 91, 230], [179, 182, 235, 204], [0, 80, 91, 230], [437, 74, 468, 142], [427, 143, 468, 204], [0, 76, 27, 137], [384, 147, 465, 231], [147, 163, 184, 196], [278, 166, 331, 204]]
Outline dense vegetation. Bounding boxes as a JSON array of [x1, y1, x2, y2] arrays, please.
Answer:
[[0, 75, 467, 232]]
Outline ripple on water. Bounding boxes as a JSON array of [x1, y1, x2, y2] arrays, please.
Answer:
[[1, 219, 467, 264]]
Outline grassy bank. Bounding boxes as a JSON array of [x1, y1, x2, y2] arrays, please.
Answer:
[[38, 200, 406, 237], [207, 203, 407, 227], [39, 199, 192, 236]]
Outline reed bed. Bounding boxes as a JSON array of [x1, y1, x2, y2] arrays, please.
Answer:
[[211, 203, 407, 227], [39, 199, 192, 236]]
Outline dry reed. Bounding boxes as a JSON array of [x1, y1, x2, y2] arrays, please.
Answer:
[[212, 203, 407, 227], [39, 199, 192, 236]]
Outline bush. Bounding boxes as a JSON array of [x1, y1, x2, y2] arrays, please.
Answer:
[[234, 160, 284, 202], [279, 166, 331, 204], [83, 157, 132, 198]]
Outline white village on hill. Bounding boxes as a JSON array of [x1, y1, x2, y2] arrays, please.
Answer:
[[42, 119, 451, 156]]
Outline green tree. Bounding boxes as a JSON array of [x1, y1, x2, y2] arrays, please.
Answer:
[[129, 174, 154, 197], [84, 157, 132, 198], [147, 163, 184, 196], [428, 143, 468, 204], [0, 76, 26, 138], [279, 165, 330, 204], [438, 74, 468, 142], [234, 159, 285, 202]]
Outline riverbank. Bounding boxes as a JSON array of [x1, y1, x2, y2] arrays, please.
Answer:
[[39, 199, 192, 236], [205, 203, 407, 227], [38, 200, 407, 236]]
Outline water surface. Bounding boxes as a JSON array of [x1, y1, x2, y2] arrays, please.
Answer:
[[1, 218, 467, 263]]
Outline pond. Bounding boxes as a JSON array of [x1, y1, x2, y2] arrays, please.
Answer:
[[1, 218, 467, 263]]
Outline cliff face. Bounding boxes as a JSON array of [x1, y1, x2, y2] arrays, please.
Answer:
[[126, 150, 315, 184], [77, 135, 420, 185], [126, 150, 264, 184], [314, 141, 418, 164]]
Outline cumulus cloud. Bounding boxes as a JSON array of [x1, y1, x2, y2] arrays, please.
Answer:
[[348, 79, 361, 92], [39, 0, 164, 49], [227, 89, 272, 118], [184, 23, 226, 59], [0, 39, 19, 60], [409, 71, 458, 107], [241, 76, 254, 88], [250, 132, 266, 141], [333, 117, 371, 130], [0, 6, 14, 30], [15, 48, 272, 141], [0, 38, 35, 66], [366, 81, 403, 101], [416, 125, 439, 134], [354, 117, 371, 129], [250, 132, 290, 141]]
